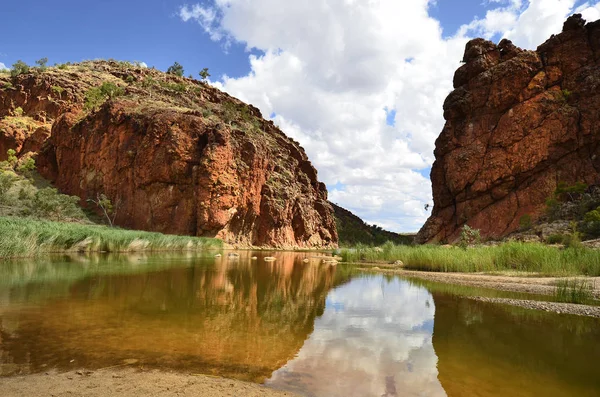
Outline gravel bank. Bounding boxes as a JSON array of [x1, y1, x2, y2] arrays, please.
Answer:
[[359, 267, 600, 299], [469, 296, 600, 318]]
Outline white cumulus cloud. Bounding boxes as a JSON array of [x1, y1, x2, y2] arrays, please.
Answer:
[[179, 0, 600, 232], [0, 62, 7, 71]]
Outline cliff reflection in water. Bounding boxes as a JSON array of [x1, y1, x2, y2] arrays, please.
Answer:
[[431, 292, 600, 397], [0, 252, 351, 382]]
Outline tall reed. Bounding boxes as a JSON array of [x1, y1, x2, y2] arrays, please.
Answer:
[[340, 242, 600, 276], [0, 216, 222, 258]]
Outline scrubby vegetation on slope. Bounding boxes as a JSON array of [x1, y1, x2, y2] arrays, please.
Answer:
[[331, 202, 413, 246], [0, 150, 221, 259]]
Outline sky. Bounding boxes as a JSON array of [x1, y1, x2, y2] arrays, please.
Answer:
[[1, 0, 600, 232]]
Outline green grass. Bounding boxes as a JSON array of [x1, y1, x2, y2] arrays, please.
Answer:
[[554, 279, 595, 304], [0, 216, 222, 259], [340, 241, 600, 276]]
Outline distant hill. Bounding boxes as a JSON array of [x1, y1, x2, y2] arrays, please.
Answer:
[[330, 202, 414, 247]]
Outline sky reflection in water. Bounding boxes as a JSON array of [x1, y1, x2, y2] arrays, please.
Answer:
[[267, 276, 445, 397], [1, 252, 600, 397]]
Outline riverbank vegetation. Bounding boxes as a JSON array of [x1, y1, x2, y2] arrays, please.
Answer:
[[0, 216, 222, 258], [0, 150, 221, 259], [340, 241, 600, 276]]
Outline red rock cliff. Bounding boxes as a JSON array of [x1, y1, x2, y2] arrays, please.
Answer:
[[0, 61, 337, 248], [418, 15, 600, 243]]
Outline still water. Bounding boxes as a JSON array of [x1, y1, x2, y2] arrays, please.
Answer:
[[1, 252, 599, 396]]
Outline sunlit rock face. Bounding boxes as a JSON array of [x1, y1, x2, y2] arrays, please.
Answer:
[[0, 252, 349, 381], [418, 15, 600, 243], [0, 61, 337, 248], [266, 277, 445, 397]]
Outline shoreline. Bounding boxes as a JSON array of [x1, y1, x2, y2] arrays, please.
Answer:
[[357, 265, 600, 318], [0, 368, 299, 397]]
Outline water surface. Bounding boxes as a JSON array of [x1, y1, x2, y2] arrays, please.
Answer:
[[1, 252, 599, 396]]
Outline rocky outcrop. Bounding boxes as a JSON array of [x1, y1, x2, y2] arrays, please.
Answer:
[[418, 15, 600, 243], [0, 61, 337, 248]]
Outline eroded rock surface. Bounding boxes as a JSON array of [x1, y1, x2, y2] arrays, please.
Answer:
[[418, 15, 600, 243], [0, 61, 337, 248]]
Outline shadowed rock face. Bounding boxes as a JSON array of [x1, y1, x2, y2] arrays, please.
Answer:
[[0, 61, 337, 248], [418, 15, 600, 243]]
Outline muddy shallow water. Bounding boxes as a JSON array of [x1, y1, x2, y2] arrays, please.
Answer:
[[1, 251, 599, 396]]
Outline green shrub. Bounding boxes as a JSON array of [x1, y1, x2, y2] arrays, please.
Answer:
[[10, 60, 30, 77], [546, 234, 565, 244], [167, 62, 184, 77], [13, 107, 23, 117], [459, 224, 481, 248], [56, 63, 68, 70], [16, 157, 35, 175], [84, 82, 125, 111], [0, 172, 16, 203], [582, 206, 600, 237], [30, 187, 85, 221], [141, 76, 157, 89], [519, 214, 532, 230], [51, 85, 65, 98], [160, 81, 187, 93], [6, 149, 17, 168], [555, 181, 587, 201]]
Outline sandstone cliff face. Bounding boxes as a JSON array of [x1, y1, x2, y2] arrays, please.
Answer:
[[418, 15, 600, 243], [0, 62, 337, 248]]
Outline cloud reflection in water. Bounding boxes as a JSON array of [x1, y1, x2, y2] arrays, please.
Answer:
[[266, 275, 445, 397]]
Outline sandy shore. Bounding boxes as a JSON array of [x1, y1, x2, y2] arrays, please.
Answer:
[[0, 368, 299, 397], [358, 265, 600, 317]]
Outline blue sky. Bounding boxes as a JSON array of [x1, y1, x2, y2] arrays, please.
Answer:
[[0, 0, 258, 79], [2, 1, 599, 232], [1, 0, 493, 78]]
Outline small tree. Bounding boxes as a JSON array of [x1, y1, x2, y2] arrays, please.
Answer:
[[88, 193, 122, 227], [458, 225, 481, 248], [6, 149, 17, 168], [35, 57, 48, 71], [199, 68, 211, 81], [11, 60, 30, 77], [167, 62, 184, 77]]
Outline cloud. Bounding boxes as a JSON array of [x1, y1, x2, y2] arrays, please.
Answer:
[[180, 0, 600, 232], [0, 62, 7, 71], [266, 277, 445, 396]]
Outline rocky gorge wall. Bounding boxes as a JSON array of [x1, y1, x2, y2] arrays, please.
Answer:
[[0, 61, 337, 248], [418, 15, 600, 243]]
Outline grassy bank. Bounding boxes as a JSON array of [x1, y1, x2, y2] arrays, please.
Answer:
[[340, 242, 600, 276], [0, 216, 222, 258]]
